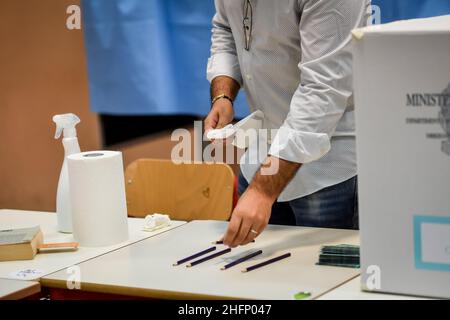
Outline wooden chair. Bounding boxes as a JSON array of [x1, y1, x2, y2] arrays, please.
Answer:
[[125, 159, 235, 221]]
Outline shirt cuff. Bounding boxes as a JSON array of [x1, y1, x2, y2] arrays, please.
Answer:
[[268, 126, 331, 164], [207, 52, 242, 86]]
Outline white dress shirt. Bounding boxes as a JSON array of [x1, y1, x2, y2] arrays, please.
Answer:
[[207, 0, 371, 201]]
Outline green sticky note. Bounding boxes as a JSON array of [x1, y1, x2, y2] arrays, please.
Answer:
[[294, 291, 311, 300]]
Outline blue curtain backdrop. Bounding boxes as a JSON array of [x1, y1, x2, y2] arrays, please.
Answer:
[[82, 0, 450, 117], [372, 0, 450, 23], [82, 0, 248, 117]]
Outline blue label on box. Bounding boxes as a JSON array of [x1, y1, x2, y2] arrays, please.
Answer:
[[414, 215, 450, 272]]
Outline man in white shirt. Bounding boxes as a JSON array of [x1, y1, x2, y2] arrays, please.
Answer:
[[204, 0, 371, 247]]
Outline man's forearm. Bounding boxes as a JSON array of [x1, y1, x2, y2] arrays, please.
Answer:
[[210, 76, 240, 101], [248, 156, 302, 202]]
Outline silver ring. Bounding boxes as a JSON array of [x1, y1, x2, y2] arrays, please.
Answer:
[[250, 229, 258, 235]]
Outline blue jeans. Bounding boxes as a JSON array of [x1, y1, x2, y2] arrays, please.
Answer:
[[238, 173, 359, 230]]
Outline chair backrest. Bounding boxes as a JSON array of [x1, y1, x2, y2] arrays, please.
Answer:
[[125, 159, 234, 221]]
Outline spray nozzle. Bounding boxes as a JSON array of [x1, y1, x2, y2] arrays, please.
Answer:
[[52, 113, 81, 139]]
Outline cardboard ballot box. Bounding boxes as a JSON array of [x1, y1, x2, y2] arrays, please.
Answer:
[[353, 15, 450, 299]]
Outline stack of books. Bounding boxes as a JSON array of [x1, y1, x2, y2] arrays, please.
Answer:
[[0, 226, 43, 261]]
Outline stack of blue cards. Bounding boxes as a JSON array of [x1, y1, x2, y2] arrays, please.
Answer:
[[316, 244, 360, 268]]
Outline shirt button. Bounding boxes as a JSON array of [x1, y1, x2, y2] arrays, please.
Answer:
[[246, 74, 252, 80]]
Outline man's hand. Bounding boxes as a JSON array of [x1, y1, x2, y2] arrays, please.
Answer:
[[204, 75, 240, 136], [222, 157, 302, 247], [223, 187, 274, 248], [204, 98, 234, 133]]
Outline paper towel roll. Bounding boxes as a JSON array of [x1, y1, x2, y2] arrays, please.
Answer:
[[67, 151, 129, 247]]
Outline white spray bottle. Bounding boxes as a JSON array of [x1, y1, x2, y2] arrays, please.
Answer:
[[53, 113, 81, 233]]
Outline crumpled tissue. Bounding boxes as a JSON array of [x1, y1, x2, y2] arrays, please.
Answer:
[[143, 213, 171, 232]]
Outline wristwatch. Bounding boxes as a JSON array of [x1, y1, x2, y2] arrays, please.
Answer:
[[211, 94, 234, 107]]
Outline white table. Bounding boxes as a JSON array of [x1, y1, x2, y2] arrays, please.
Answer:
[[318, 276, 429, 300], [0, 209, 186, 280], [41, 220, 360, 299], [0, 279, 40, 300]]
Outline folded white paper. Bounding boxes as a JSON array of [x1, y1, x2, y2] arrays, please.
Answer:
[[206, 110, 265, 149]]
